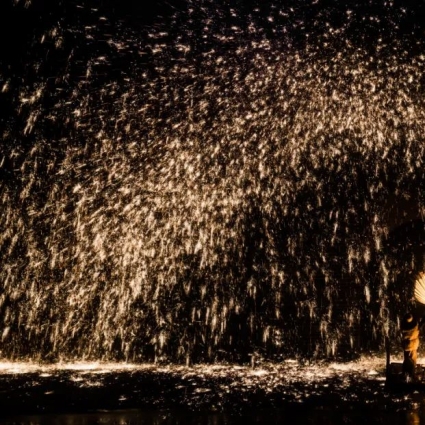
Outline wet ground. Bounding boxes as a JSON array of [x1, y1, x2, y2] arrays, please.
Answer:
[[0, 356, 424, 424]]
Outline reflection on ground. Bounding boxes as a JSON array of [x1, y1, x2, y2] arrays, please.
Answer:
[[0, 356, 425, 424]]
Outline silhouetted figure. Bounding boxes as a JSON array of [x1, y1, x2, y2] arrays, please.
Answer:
[[401, 313, 420, 378]]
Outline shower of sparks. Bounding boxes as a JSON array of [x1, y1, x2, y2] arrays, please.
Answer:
[[1, 0, 425, 362]]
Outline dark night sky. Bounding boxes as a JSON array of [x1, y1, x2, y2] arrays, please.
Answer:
[[1, 0, 425, 58], [1, 0, 425, 67]]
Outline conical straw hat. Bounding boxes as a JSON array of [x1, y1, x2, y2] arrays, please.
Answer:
[[414, 272, 425, 305]]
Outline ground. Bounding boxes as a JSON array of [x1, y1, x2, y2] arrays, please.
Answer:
[[0, 356, 423, 424]]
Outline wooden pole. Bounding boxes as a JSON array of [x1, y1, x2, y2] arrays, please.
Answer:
[[385, 336, 391, 375]]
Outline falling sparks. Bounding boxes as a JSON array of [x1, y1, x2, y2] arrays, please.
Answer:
[[1, 1, 425, 363]]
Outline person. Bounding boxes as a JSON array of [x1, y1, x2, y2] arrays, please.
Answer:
[[400, 313, 420, 377]]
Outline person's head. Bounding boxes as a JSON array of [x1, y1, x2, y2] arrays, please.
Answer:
[[405, 313, 415, 323], [401, 312, 418, 329]]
